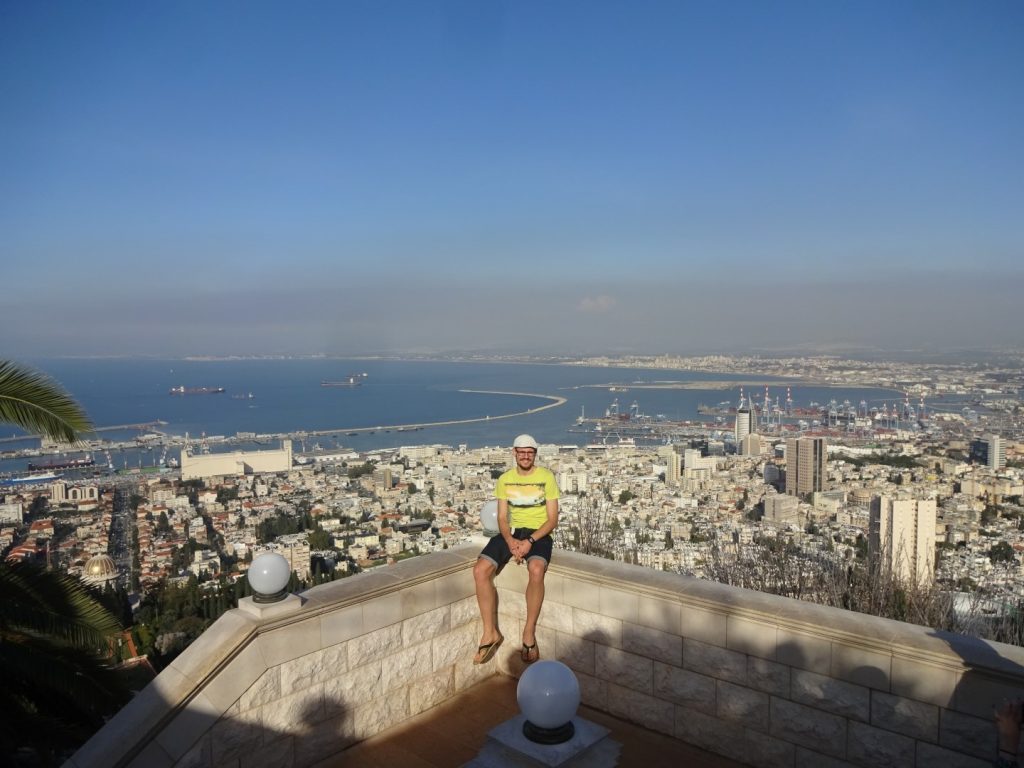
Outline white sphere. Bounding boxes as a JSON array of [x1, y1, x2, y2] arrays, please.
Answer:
[[248, 551, 290, 596], [480, 499, 499, 536], [516, 660, 580, 729]]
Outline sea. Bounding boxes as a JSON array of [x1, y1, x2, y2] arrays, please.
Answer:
[[2, 358, 909, 475]]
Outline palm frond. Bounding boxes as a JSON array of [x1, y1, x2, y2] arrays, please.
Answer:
[[0, 360, 92, 443], [0, 561, 122, 648]]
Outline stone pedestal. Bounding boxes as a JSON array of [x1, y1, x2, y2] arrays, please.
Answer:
[[465, 715, 621, 768], [237, 593, 304, 620]]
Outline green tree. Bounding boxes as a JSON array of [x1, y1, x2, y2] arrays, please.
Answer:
[[618, 490, 636, 504], [0, 361, 132, 758], [989, 541, 1016, 563]]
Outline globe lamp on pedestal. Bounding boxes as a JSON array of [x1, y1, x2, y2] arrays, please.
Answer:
[[248, 551, 291, 604], [480, 499, 499, 537], [516, 660, 580, 744]]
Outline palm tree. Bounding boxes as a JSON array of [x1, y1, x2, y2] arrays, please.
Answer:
[[0, 360, 128, 763], [0, 360, 92, 444]]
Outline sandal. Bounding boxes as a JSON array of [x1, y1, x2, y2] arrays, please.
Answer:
[[474, 635, 503, 665], [521, 642, 539, 663]]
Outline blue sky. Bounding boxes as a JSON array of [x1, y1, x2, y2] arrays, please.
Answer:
[[2, 1, 1022, 357]]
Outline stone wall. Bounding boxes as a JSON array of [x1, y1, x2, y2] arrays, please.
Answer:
[[507, 550, 1024, 768], [70, 544, 1024, 768], [68, 547, 491, 768]]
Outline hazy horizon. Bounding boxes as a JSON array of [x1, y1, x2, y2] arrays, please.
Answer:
[[2, 2, 1022, 358]]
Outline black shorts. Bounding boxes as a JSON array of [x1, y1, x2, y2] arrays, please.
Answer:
[[479, 528, 553, 570]]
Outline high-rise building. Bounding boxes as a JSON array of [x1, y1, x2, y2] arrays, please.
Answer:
[[970, 434, 1006, 470], [869, 496, 937, 585], [734, 407, 755, 444], [659, 446, 681, 486], [785, 437, 827, 496]]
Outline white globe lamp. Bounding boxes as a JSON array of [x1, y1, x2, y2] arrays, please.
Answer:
[[480, 499, 499, 537], [248, 551, 291, 603], [516, 660, 580, 744]]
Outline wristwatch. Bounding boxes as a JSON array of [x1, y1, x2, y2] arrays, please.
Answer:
[[527, 536, 536, 544]]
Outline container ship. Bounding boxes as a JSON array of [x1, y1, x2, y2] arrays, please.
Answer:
[[169, 386, 226, 395], [1, 472, 61, 486], [321, 377, 362, 387], [27, 457, 95, 471]]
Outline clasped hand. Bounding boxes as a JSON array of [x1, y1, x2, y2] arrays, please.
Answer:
[[509, 538, 531, 563]]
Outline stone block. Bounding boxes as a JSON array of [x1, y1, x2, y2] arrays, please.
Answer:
[[320, 604, 363, 646], [157, 691, 223, 761], [256, 617, 322, 668], [727, 616, 777, 661], [831, 642, 891, 691], [538, 600, 574, 634], [575, 670, 608, 709], [770, 697, 847, 758], [605, 683, 674, 736], [352, 689, 410, 741], [555, 631, 596, 676], [638, 595, 681, 635], [846, 721, 915, 768], [871, 691, 938, 742], [684, 639, 746, 685], [560, 575, 601, 612], [453, 652, 499, 692], [940, 708, 996, 760], [210, 711, 262, 764], [674, 704, 748, 764], [323, 662, 382, 713], [202, 641, 268, 713], [916, 741, 993, 768], [124, 741, 174, 768], [400, 580, 437, 618], [954, 670, 1023, 720], [240, 735, 293, 768], [409, 667, 455, 715], [746, 730, 797, 768], [292, 711, 355, 766], [402, 605, 450, 646], [652, 661, 716, 715], [717, 680, 769, 731], [622, 622, 682, 666], [450, 596, 479, 628], [381, 641, 432, 692], [259, 683, 325, 735], [361, 592, 402, 633], [890, 656, 957, 709], [573, 607, 622, 648], [792, 669, 869, 722], [777, 628, 831, 675], [280, 644, 347, 697], [599, 585, 639, 623], [748, 657, 790, 698], [347, 623, 403, 668], [679, 603, 727, 646], [795, 747, 856, 768], [595, 645, 653, 694], [434, 569, 474, 607], [431, 621, 478, 672], [176, 736, 212, 768], [496, 587, 527, 621], [239, 667, 280, 712]]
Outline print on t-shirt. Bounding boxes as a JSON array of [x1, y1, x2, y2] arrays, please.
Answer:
[[505, 483, 547, 507]]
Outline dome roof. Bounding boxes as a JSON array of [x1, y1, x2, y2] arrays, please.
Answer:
[[84, 554, 117, 578]]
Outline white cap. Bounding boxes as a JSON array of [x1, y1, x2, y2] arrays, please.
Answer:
[[513, 434, 538, 450]]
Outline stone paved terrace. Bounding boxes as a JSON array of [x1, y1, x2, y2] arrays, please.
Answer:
[[67, 543, 1024, 768]]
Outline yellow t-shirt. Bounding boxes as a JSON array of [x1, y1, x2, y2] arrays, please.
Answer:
[[496, 466, 560, 530]]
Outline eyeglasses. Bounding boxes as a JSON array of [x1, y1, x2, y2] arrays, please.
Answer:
[[514, 449, 536, 456]]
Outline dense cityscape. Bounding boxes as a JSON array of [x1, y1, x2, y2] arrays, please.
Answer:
[[3, 352, 1024, 682]]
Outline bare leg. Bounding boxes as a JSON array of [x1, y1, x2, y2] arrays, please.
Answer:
[[523, 558, 546, 652], [473, 557, 502, 657]]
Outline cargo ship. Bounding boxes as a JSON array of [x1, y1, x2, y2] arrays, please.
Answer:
[[1, 472, 61, 486], [27, 457, 95, 471], [169, 386, 226, 395], [321, 377, 361, 387]]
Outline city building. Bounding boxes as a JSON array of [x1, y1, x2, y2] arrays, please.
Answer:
[[785, 437, 827, 496], [970, 434, 1006, 470], [870, 495, 937, 585], [734, 406, 754, 444], [180, 440, 293, 480]]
